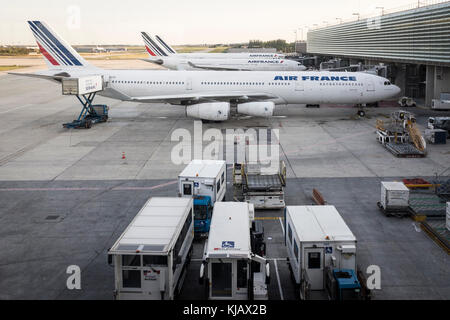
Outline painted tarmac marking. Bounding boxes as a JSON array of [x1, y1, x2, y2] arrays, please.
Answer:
[[274, 259, 284, 300], [0, 181, 177, 192], [279, 217, 285, 236]]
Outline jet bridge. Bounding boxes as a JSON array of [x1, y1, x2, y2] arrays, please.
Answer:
[[61, 76, 109, 129]]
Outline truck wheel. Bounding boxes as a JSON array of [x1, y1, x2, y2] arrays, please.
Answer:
[[85, 120, 92, 129]]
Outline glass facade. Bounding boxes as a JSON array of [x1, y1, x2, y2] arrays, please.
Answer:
[[307, 2, 450, 66]]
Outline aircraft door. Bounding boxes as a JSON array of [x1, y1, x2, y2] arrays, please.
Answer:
[[295, 81, 304, 91], [186, 79, 193, 91], [367, 79, 375, 92]]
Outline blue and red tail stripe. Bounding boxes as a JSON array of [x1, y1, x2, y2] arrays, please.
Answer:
[[155, 35, 176, 54], [28, 21, 83, 67], [141, 32, 167, 57]]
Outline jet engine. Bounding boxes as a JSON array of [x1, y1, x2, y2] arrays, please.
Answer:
[[237, 102, 275, 118], [186, 102, 230, 121]]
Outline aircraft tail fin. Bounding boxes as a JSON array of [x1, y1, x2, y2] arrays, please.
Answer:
[[27, 21, 93, 70], [155, 35, 177, 55], [141, 32, 170, 57]]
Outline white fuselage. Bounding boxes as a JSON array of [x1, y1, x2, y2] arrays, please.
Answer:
[[170, 52, 285, 60], [151, 57, 306, 71], [94, 70, 400, 105]]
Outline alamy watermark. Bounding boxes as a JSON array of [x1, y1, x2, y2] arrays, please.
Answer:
[[67, 5, 81, 30], [171, 121, 281, 172]]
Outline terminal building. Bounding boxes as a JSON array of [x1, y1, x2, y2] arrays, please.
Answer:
[[306, 1, 450, 107]]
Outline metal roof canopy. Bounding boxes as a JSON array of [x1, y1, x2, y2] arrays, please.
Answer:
[[287, 206, 356, 242], [206, 202, 251, 258], [109, 197, 192, 254], [307, 1, 450, 67], [179, 160, 226, 179]]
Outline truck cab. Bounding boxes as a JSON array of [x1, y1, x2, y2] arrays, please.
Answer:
[[194, 195, 213, 236]]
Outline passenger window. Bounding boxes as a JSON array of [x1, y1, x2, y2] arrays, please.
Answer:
[[183, 183, 192, 196], [122, 255, 140, 267], [288, 224, 293, 244], [308, 252, 321, 269], [143, 255, 168, 266], [221, 172, 225, 184], [216, 180, 221, 192], [294, 241, 299, 260]]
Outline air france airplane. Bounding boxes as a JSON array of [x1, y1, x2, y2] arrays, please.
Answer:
[[148, 34, 286, 60], [11, 21, 401, 121], [142, 32, 306, 71]]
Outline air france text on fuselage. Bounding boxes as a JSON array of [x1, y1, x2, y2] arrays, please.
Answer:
[[274, 75, 358, 81], [248, 60, 284, 64]]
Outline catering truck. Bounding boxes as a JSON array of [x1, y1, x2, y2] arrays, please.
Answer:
[[178, 160, 227, 235], [199, 202, 270, 300], [108, 197, 194, 300], [285, 206, 366, 300]]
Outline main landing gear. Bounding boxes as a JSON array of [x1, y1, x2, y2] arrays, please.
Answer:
[[356, 104, 366, 117]]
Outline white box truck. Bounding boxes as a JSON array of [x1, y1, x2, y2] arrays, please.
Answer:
[[199, 202, 270, 300], [179, 160, 226, 203], [179, 160, 227, 235], [108, 197, 194, 300], [285, 206, 361, 300], [380, 182, 410, 211]]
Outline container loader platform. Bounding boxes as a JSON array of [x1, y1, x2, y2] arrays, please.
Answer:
[[233, 161, 287, 209]]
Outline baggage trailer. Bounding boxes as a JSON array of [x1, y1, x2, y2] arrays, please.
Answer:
[[285, 206, 368, 300], [199, 202, 270, 300], [108, 197, 194, 300], [234, 161, 287, 209], [178, 160, 226, 236]]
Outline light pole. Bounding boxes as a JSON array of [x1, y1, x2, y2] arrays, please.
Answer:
[[376, 7, 384, 15], [336, 18, 343, 24], [352, 13, 360, 21]]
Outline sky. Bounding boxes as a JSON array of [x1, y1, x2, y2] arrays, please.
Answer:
[[0, 0, 426, 45]]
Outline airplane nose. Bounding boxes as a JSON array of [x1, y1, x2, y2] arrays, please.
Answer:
[[394, 85, 401, 95]]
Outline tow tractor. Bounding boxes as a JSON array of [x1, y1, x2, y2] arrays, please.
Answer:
[[61, 76, 109, 129]]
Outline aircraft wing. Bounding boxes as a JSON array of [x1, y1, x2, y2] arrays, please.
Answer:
[[187, 62, 250, 71], [130, 92, 278, 105]]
